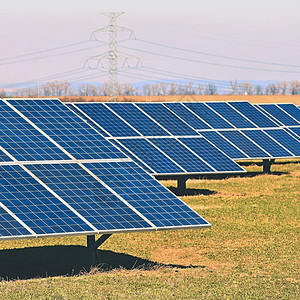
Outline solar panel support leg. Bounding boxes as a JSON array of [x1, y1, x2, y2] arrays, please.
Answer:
[[263, 159, 274, 174], [87, 234, 112, 267], [177, 175, 189, 195]]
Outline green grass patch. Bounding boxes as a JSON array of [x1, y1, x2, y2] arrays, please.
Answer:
[[0, 160, 299, 299]]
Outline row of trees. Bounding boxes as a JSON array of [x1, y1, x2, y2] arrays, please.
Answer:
[[1, 80, 300, 97]]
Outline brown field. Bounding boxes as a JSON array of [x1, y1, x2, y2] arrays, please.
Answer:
[[60, 94, 300, 105]]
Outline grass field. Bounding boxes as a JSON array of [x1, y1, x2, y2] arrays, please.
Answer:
[[0, 160, 299, 299]]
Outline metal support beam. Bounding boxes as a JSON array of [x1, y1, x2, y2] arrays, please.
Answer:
[[87, 234, 112, 267], [177, 175, 189, 195], [262, 159, 275, 174]]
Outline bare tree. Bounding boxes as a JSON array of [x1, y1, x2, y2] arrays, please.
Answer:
[[183, 81, 195, 95], [169, 82, 178, 95], [205, 83, 218, 95], [159, 82, 169, 95], [241, 82, 253, 95], [0, 89, 6, 97], [79, 84, 98, 96], [230, 80, 238, 95], [289, 80, 300, 95], [277, 81, 288, 95], [197, 83, 204, 95], [255, 85, 263, 95]]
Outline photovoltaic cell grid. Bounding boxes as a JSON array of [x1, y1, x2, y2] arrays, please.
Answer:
[[0, 98, 211, 240], [277, 104, 300, 121]]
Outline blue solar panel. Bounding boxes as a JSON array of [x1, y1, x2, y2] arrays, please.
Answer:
[[0, 206, 32, 238], [26, 163, 152, 231], [242, 130, 293, 158], [118, 138, 185, 174], [0, 100, 70, 161], [206, 102, 256, 128], [163, 103, 211, 130], [200, 131, 247, 159], [287, 127, 300, 139], [74, 103, 139, 137], [110, 139, 154, 174], [8, 99, 127, 160], [219, 130, 270, 158], [84, 161, 210, 228], [0, 149, 12, 162], [149, 138, 215, 173], [259, 104, 300, 126], [106, 103, 170, 136], [263, 129, 300, 156], [0, 164, 93, 235], [136, 103, 198, 136], [277, 104, 300, 121], [67, 103, 110, 137], [229, 101, 279, 128], [178, 137, 245, 172], [184, 102, 234, 129]]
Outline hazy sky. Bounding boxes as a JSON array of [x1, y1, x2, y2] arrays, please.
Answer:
[[1, 0, 300, 91]]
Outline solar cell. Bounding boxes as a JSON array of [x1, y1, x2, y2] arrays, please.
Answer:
[[106, 103, 170, 136], [259, 104, 300, 126], [0, 100, 70, 161], [0, 206, 32, 238], [8, 99, 127, 160], [277, 103, 300, 121], [27, 163, 152, 231], [178, 137, 245, 172], [206, 102, 256, 128], [241, 130, 293, 158], [0, 164, 93, 235], [229, 101, 279, 128], [263, 129, 300, 156], [118, 138, 185, 174], [73, 103, 140, 137], [219, 130, 270, 158], [287, 127, 300, 139], [84, 161, 211, 228], [184, 102, 234, 129], [136, 103, 198, 136], [149, 138, 215, 173], [200, 131, 247, 159], [163, 103, 211, 130], [0, 149, 12, 162]]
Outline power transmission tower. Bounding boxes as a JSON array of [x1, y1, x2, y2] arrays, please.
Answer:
[[85, 12, 141, 101]]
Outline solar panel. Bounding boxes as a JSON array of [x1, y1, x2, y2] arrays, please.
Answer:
[[72, 102, 140, 137], [0, 98, 211, 241], [0, 205, 32, 238], [0, 100, 70, 161], [184, 102, 234, 129], [7, 99, 127, 160], [200, 131, 248, 160], [117, 138, 185, 174], [229, 101, 279, 128], [258, 104, 300, 126], [136, 103, 198, 136], [263, 129, 300, 156], [0, 164, 93, 235], [149, 138, 215, 173], [241, 130, 294, 158], [277, 103, 300, 121], [219, 130, 270, 158], [206, 102, 257, 128], [26, 163, 152, 231], [178, 137, 245, 172], [106, 103, 170, 136], [84, 161, 209, 227], [163, 103, 211, 130], [287, 127, 300, 139]]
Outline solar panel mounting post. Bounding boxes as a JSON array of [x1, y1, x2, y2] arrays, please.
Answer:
[[177, 175, 189, 195], [262, 159, 275, 174], [87, 234, 112, 267]]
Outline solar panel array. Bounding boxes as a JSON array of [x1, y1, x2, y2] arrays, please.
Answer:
[[69, 102, 245, 175], [70, 101, 300, 176], [0, 98, 211, 241]]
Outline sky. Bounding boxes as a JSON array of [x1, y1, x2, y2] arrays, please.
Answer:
[[1, 0, 300, 92]]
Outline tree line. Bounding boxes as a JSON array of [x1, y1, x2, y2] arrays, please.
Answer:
[[1, 80, 300, 97]]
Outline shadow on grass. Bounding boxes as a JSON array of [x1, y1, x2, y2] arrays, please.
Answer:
[[169, 187, 217, 196], [0, 245, 205, 281]]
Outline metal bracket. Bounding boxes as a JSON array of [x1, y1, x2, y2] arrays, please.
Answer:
[[262, 159, 275, 174], [87, 234, 112, 267]]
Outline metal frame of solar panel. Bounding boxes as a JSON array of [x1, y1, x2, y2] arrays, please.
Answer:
[[0, 98, 211, 266], [69, 102, 245, 177]]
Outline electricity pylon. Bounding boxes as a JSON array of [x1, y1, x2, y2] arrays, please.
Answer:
[[84, 12, 141, 101]]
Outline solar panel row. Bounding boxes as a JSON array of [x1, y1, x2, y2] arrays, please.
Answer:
[[0, 98, 211, 241]]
